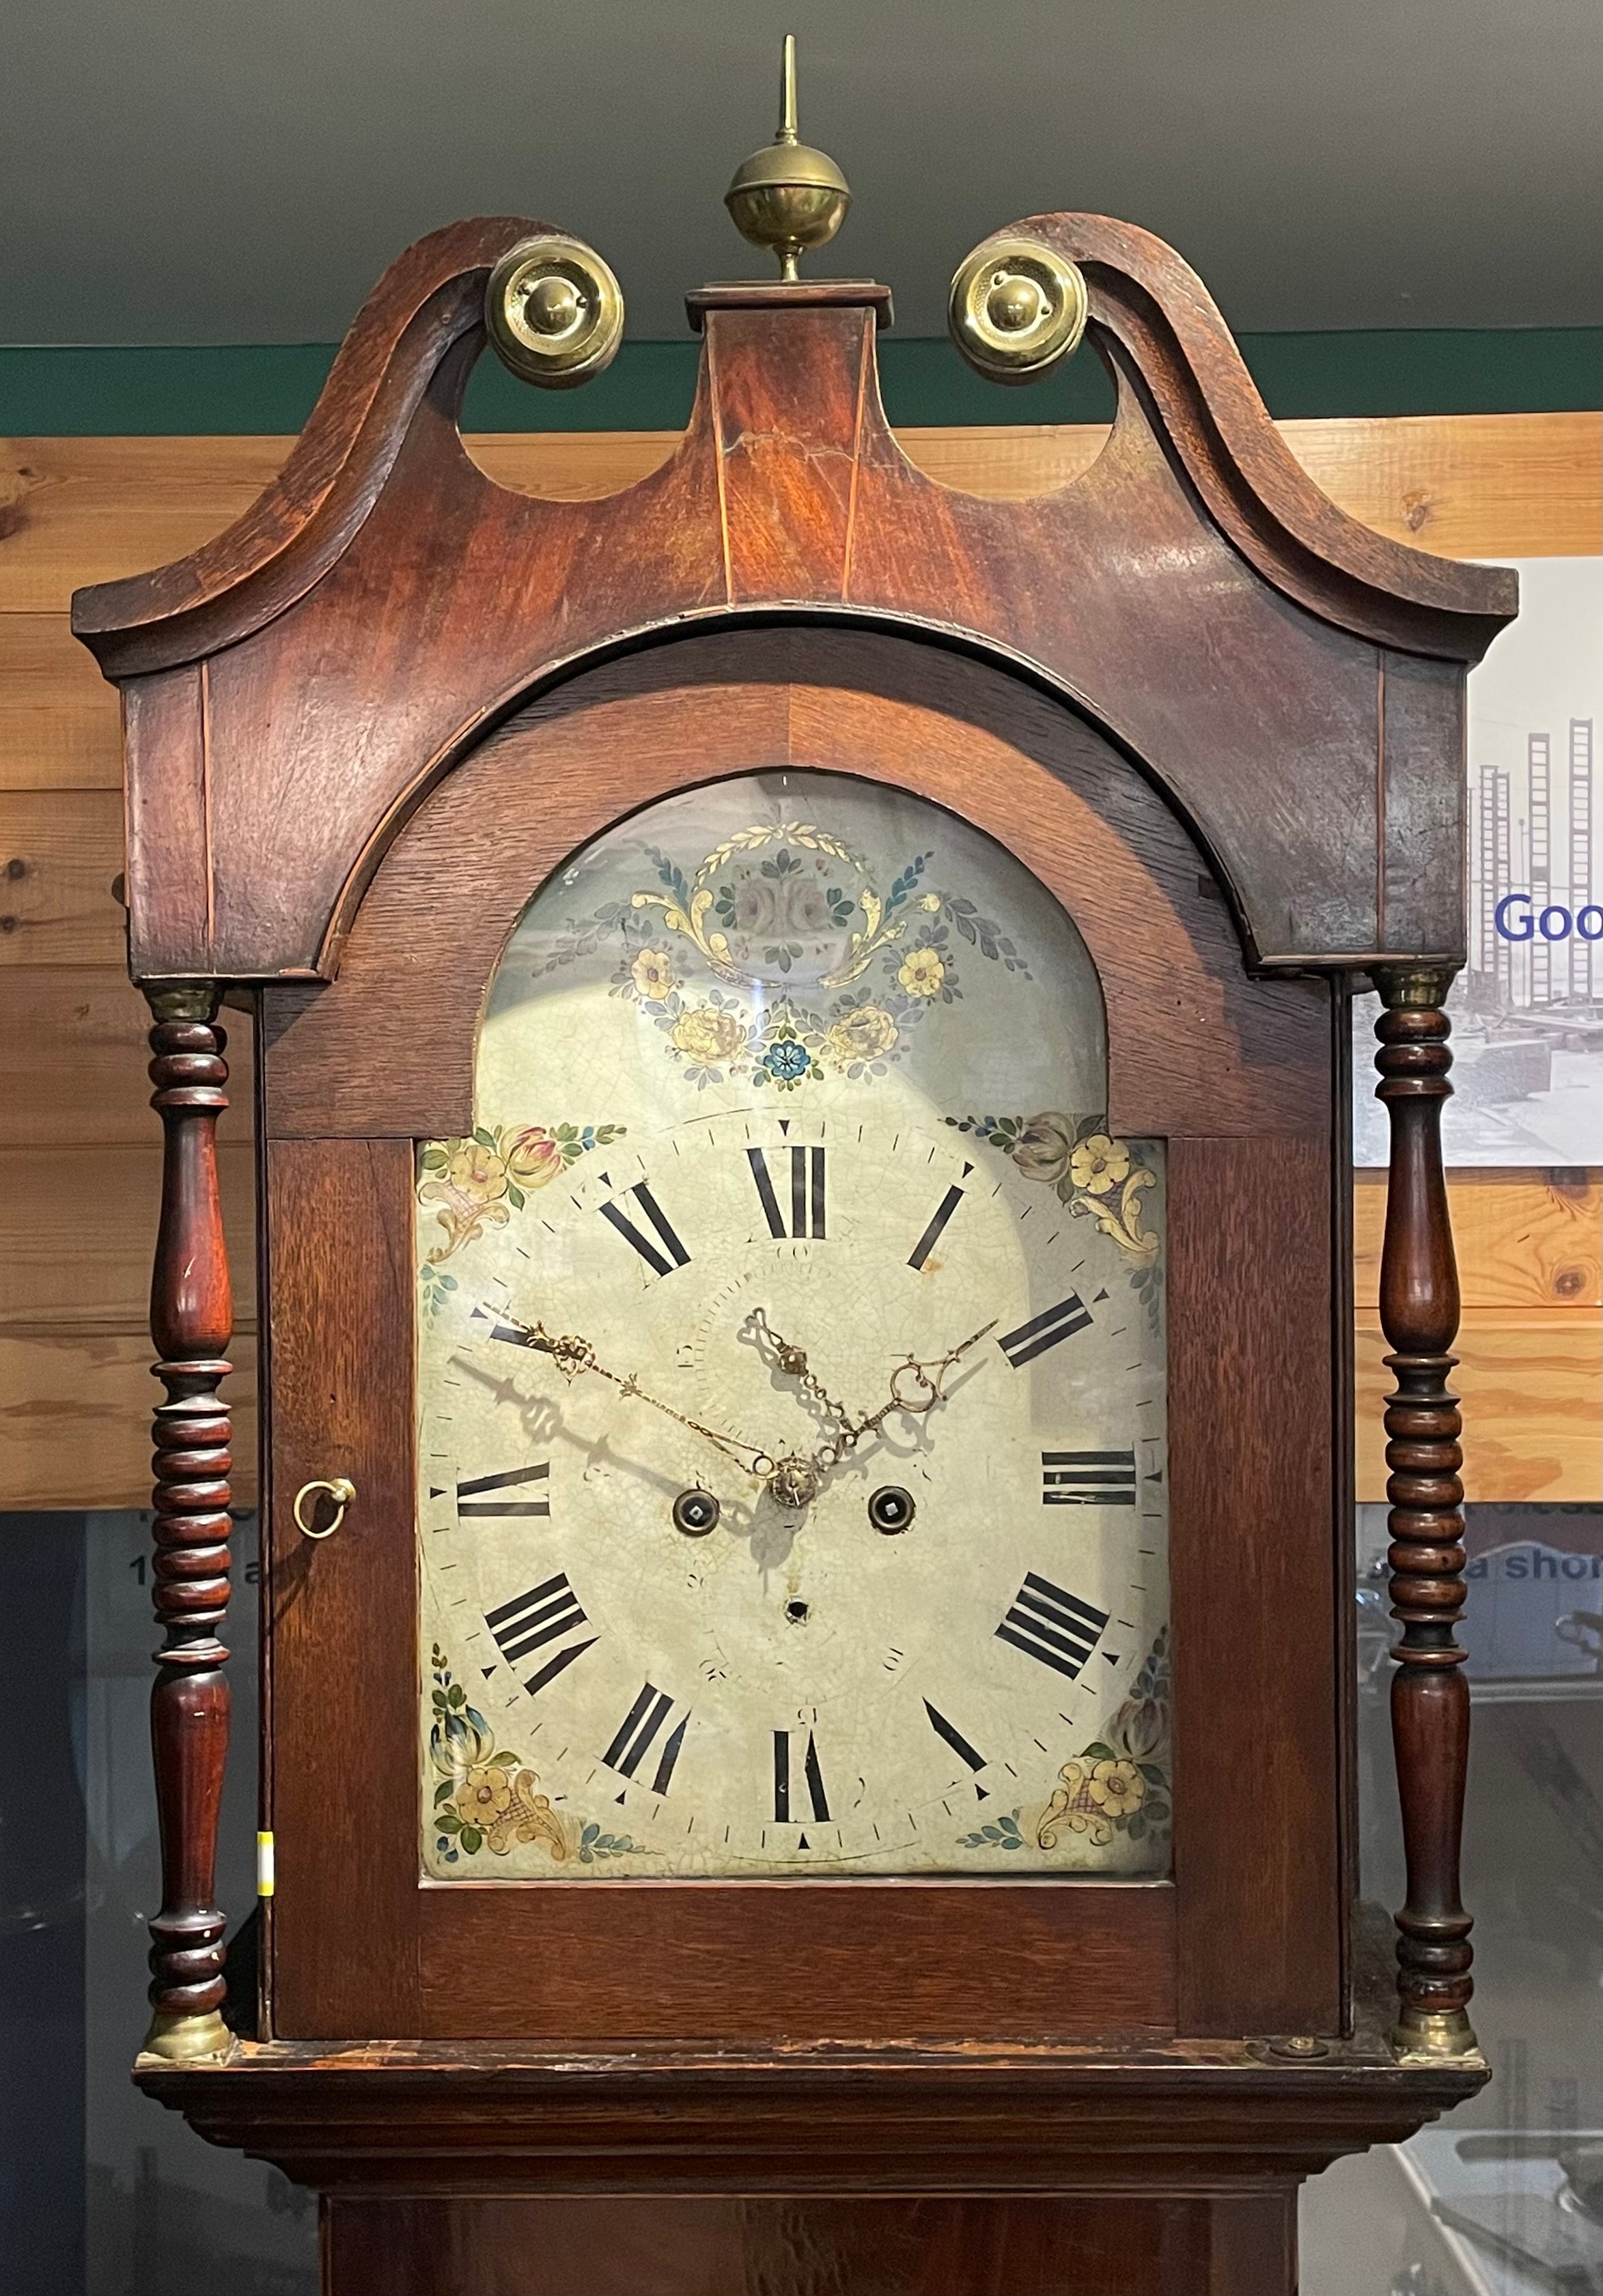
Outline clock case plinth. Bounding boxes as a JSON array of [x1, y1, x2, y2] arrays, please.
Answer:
[[76, 212, 1514, 2296]]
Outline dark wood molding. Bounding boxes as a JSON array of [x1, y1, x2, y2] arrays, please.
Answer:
[[1369, 966, 1477, 2062], [133, 2021, 1483, 2199], [141, 984, 235, 2062]]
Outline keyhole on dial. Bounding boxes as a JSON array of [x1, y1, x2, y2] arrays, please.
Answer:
[[785, 1599, 810, 1625], [868, 1486, 915, 1535], [673, 1488, 720, 1537]]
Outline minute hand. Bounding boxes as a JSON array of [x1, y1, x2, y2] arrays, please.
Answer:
[[494, 1315, 771, 1482]]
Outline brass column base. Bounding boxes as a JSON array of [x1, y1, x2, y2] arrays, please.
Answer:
[[1394, 2005, 1482, 2062], [142, 2008, 232, 2062]]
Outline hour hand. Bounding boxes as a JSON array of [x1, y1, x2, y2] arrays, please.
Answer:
[[742, 1306, 811, 1383]]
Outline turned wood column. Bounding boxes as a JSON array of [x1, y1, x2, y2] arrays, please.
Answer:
[[142, 984, 235, 2060], [1371, 966, 1477, 2058]]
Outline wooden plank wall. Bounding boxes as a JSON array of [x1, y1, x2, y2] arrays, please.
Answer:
[[2, 413, 1599, 1509]]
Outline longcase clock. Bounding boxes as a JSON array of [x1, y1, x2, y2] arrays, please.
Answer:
[[74, 63, 1517, 2296]]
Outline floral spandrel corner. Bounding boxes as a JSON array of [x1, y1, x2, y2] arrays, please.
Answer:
[[949, 1110, 1163, 1330], [958, 1628, 1172, 1862], [523, 820, 1032, 1092], [416, 1121, 626, 1286], [427, 1650, 641, 1868]]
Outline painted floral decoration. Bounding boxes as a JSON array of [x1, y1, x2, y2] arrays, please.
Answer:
[[522, 819, 1031, 1091], [416, 1121, 626, 1270], [949, 1108, 1163, 1330], [958, 1627, 1172, 1860], [428, 1649, 640, 1866]]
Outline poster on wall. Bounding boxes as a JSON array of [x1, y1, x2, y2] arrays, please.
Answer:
[[1353, 557, 1603, 1168]]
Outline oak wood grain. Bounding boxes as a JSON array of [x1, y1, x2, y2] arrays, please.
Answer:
[[260, 632, 1332, 1144], [320, 2191, 1298, 2296], [261, 639, 1339, 2047], [1168, 1135, 1341, 2036], [67, 234, 1512, 985], [418, 1884, 1175, 2045], [264, 1136, 421, 2039], [130, 1993, 1486, 2195]]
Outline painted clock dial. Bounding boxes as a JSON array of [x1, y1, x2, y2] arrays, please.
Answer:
[[416, 772, 1170, 1879]]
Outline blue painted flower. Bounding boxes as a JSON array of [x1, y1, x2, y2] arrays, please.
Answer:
[[762, 1039, 811, 1082]]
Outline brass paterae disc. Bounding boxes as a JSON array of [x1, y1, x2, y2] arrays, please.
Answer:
[[724, 34, 851, 282], [948, 233, 1089, 385], [485, 234, 625, 390]]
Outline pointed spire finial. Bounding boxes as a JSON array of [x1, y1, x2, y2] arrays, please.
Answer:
[[723, 35, 851, 283]]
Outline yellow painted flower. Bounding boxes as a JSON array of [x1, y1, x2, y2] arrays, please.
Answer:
[[897, 947, 946, 998], [828, 1005, 900, 1063], [917, 892, 942, 911], [1068, 1133, 1130, 1196], [670, 1004, 747, 1067], [454, 1763, 513, 1830], [1085, 1757, 1146, 1816], [630, 946, 678, 1001], [445, 1140, 508, 1203], [503, 1125, 565, 1188]]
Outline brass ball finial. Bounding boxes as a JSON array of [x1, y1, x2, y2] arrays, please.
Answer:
[[724, 33, 850, 282]]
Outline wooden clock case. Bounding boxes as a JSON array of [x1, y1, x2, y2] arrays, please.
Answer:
[[74, 212, 1516, 2295]]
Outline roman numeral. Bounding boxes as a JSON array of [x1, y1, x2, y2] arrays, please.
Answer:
[[485, 1573, 598, 1695], [998, 1292, 1093, 1369], [748, 1145, 826, 1239], [994, 1573, 1109, 1681], [772, 1728, 831, 1823], [599, 1181, 691, 1277], [601, 1683, 691, 1795], [923, 1699, 988, 1781], [457, 1461, 550, 1518], [1042, 1449, 1137, 1507], [908, 1183, 964, 1270]]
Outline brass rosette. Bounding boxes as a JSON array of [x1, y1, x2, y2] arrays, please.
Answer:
[[485, 234, 624, 390], [948, 234, 1089, 385]]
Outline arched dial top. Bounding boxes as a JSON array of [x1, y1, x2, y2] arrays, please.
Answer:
[[416, 772, 1169, 1881]]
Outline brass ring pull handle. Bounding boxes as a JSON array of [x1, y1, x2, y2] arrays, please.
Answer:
[[293, 1476, 356, 1540]]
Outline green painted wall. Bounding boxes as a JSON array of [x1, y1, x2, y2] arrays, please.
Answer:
[[0, 329, 1597, 434]]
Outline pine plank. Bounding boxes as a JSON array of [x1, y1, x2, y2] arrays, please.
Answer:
[[0, 1331, 257, 1510], [0, 789, 124, 964], [0, 434, 290, 612], [3, 413, 1595, 615], [0, 613, 122, 790], [1356, 1308, 1603, 1503], [1354, 1168, 1602, 1311], [0, 1141, 256, 1336], [0, 966, 254, 1145], [1272, 411, 1601, 559]]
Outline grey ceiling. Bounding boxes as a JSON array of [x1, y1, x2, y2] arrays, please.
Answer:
[[4, 0, 1600, 344]]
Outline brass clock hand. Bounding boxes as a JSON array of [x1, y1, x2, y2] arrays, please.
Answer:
[[494, 1315, 773, 1487], [746, 1309, 997, 1494]]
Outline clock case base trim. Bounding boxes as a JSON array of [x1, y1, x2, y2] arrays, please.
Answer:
[[135, 2047, 1483, 2200]]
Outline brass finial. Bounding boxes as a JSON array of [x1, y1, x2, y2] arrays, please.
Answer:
[[724, 34, 851, 281]]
